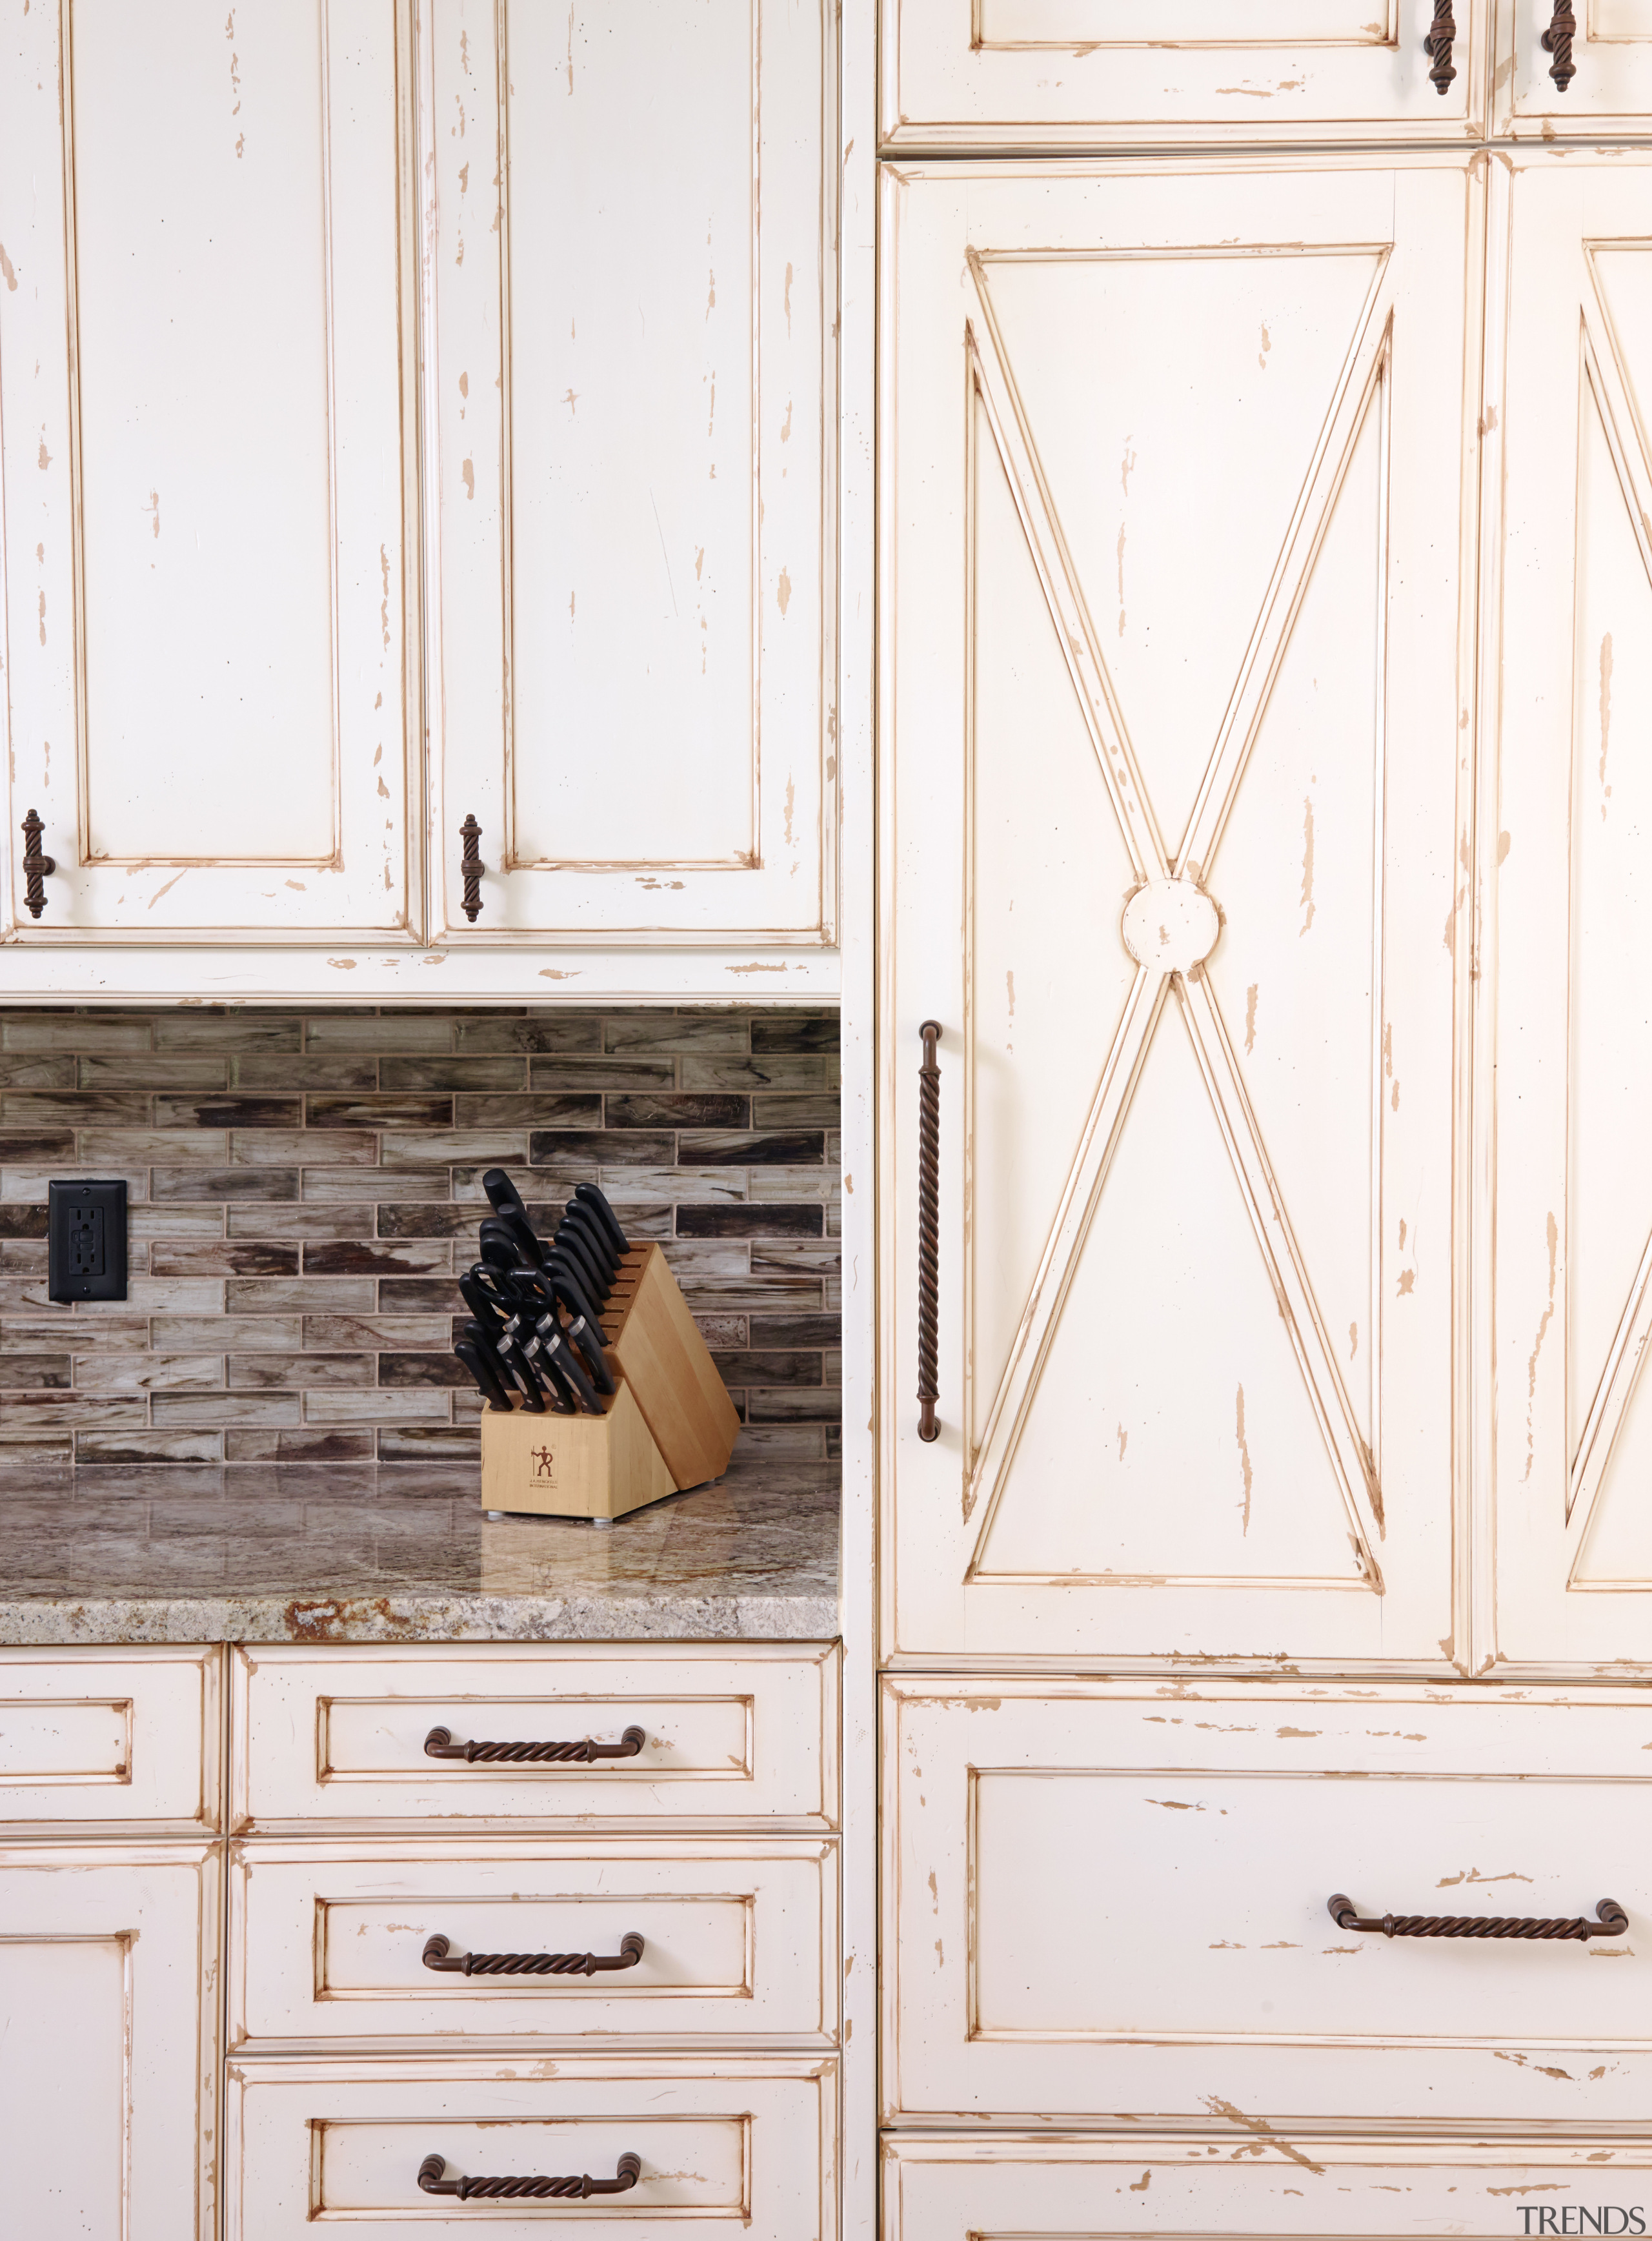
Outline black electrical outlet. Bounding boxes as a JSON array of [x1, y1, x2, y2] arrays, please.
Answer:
[[48, 1179, 128, 1303]]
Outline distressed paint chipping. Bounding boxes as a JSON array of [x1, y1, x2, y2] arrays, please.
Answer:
[[461, 458, 474, 500], [1244, 982, 1258, 1055], [0, 243, 17, 290], [1235, 1384, 1253, 1534], [1349, 1321, 1358, 1360], [1524, 1211, 1559, 1481], [1299, 791, 1316, 934], [777, 568, 792, 619], [1258, 323, 1272, 370], [1600, 631, 1614, 817]]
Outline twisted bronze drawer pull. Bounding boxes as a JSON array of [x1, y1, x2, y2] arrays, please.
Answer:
[[1542, 0, 1577, 90], [423, 1722, 646, 1764], [1423, 0, 1456, 94], [423, 1931, 645, 1978], [917, 1020, 942, 1442], [418, 2151, 642, 2202], [1328, 1892, 1626, 1941]]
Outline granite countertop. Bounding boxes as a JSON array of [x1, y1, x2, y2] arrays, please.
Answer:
[[0, 1450, 838, 1645]]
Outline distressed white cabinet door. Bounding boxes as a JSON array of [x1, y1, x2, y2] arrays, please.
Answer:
[[884, 2140, 1652, 2241], [880, 159, 1478, 1667], [1494, 0, 1652, 134], [881, 0, 1487, 150], [0, 1, 419, 942], [423, 0, 835, 946], [1489, 154, 1652, 1672], [0, 1845, 220, 2240]]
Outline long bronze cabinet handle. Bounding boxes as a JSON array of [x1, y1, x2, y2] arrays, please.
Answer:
[[423, 1722, 646, 1764], [422, 1931, 645, 1978], [1328, 1893, 1626, 1942], [917, 1021, 942, 1443], [418, 2152, 642, 2202], [1543, 0, 1577, 89]]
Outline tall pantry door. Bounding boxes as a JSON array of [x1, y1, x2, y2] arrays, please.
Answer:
[[880, 159, 1480, 1666], [1491, 154, 1652, 1672]]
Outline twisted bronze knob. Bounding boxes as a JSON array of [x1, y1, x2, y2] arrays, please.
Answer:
[[459, 811, 485, 922], [1543, 0, 1577, 90], [1423, 0, 1456, 94], [20, 809, 54, 920]]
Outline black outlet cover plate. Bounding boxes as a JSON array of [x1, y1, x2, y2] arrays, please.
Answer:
[[48, 1178, 128, 1304]]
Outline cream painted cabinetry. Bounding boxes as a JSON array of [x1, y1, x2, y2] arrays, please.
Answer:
[[881, 0, 1489, 150], [0, 0, 840, 995], [879, 156, 1476, 1671]]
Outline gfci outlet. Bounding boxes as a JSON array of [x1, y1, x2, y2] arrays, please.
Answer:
[[48, 1178, 129, 1304]]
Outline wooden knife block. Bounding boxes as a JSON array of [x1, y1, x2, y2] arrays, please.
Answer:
[[478, 1243, 740, 1521]]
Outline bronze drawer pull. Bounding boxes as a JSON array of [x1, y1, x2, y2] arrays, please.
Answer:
[[20, 809, 55, 919], [1328, 1892, 1626, 1941], [459, 811, 486, 922], [1543, 0, 1577, 90], [418, 2151, 642, 2202], [1423, 0, 1456, 94], [917, 1020, 942, 1442], [422, 1931, 645, 1977], [423, 1722, 646, 1764]]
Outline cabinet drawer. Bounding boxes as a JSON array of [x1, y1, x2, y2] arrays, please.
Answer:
[[225, 2057, 836, 2237], [881, 0, 1487, 150], [232, 1645, 838, 1832], [886, 1678, 1652, 2125], [229, 1838, 837, 2049], [0, 1646, 219, 1832], [885, 2138, 1652, 2240]]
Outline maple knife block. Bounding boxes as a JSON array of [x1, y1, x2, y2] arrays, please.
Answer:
[[478, 1242, 739, 1520]]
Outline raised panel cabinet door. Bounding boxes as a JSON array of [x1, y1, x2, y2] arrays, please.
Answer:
[[884, 2140, 1652, 2241], [879, 159, 1480, 1667], [0, 1845, 220, 2240], [1489, 154, 1652, 1672], [883, 1681, 1652, 2125], [421, 0, 836, 945], [0, 1645, 220, 1835], [1495, 0, 1652, 133], [0, 1, 421, 941], [880, 0, 1487, 150]]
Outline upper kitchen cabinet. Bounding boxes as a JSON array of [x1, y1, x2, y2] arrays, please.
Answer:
[[879, 158, 1479, 1667], [423, 0, 836, 948], [0, 0, 422, 944], [1494, 0, 1652, 134], [879, 0, 1487, 152], [1489, 154, 1652, 1671]]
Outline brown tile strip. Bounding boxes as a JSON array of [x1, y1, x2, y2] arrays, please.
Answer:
[[0, 1006, 839, 1467]]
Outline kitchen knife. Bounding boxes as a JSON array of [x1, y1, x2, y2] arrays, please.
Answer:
[[482, 1168, 533, 1226], [455, 1335, 514, 1412], [532, 1320, 601, 1414], [543, 1251, 604, 1333], [479, 1210, 545, 1270], [551, 1218, 610, 1303], [560, 1200, 619, 1283], [574, 1182, 630, 1257], [494, 1325, 550, 1412], [538, 1283, 616, 1394]]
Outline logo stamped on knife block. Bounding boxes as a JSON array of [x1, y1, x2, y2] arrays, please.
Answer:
[[530, 1445, 556, 1479]]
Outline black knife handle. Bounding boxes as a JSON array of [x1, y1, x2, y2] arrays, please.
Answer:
[[537, 1308, 616, 1397], [918, 1021, 942, 1443], [496, 1331, 549, 1413], [562, 1201, 620, 1281], [483, 1168, 530, 1222], [456, 1337, 514, 1413], [545, 1254, 604, 1333], [574, 1183, 630, 1256], [537, 1325, 601, 1414], [554, 1220, 612, 1303]]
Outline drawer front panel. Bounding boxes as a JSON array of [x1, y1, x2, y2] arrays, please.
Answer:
[[885, 2138, 1652, 2240], [886, 1679, 1652, 2123], [0, 1647, 218, 1830], [233, 1646, 839, 1830], [230, 1840, 837, 2047], [225, 2058, 836, 2238], [882, 0, 1487, 148]]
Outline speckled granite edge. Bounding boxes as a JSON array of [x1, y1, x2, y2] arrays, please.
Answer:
[[0, 1589, 840, 1648]]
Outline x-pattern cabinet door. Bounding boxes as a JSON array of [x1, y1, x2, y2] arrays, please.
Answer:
[[1491, 153, 1652, 1672], [880, 159, 1479, 1667]]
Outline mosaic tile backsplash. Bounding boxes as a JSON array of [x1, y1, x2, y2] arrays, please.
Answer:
[[0, 1007, 840, 1470]]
